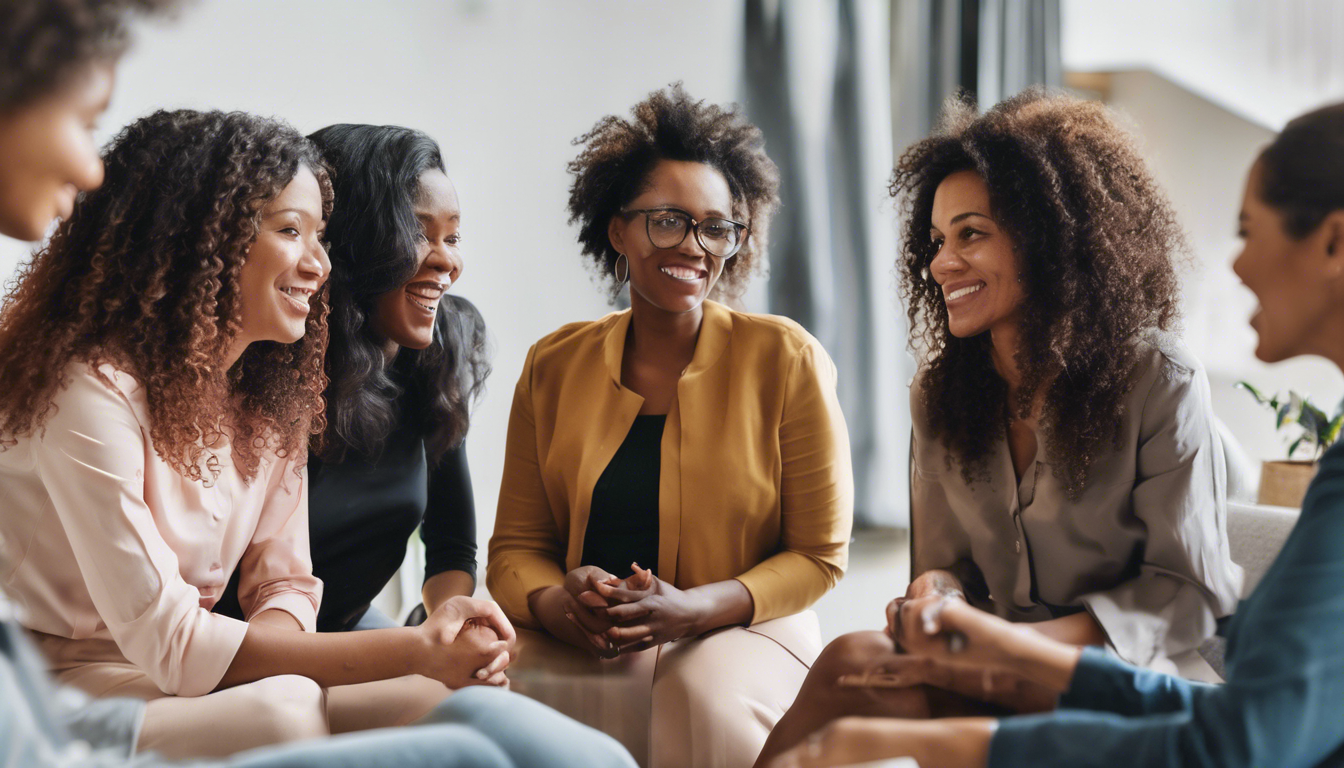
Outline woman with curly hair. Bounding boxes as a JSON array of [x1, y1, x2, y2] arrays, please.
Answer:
[[215, 123, 489, 633], [766, 98, 1344, 768], [0, 109, 528, 759], [487, 85, 854, 767], [756, 89, 1242, 764]]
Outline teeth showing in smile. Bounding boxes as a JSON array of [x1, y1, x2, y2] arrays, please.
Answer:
[[405, 281, 448, 313], [947, 283, 983, 301], [278, 286, 314, 306], [660, 265, 704, 281]]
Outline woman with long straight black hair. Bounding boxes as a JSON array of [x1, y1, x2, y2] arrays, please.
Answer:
[[219, 124, 490, 634]]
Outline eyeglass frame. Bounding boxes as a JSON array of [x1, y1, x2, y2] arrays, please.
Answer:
[[619, 207, 750, 259]]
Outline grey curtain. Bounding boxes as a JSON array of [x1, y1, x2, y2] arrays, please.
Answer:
[[742, 0, 1060, 528]]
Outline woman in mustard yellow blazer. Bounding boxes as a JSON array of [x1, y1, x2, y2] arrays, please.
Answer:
[[487, 86, 854, 768]]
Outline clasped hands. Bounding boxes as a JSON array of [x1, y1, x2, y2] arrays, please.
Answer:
[[560, 563, 705, 658], [418, 595, 517, 688]]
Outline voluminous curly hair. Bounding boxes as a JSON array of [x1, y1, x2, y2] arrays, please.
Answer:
[[892, 88, 1186, 497], [0, 109, 333, 483], [567, 84, 780, 301], [0, 0, 180, 112], [309, 124, 490, 465]]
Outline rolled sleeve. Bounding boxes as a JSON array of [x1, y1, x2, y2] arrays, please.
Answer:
[[736, 341, 853, 624], [487, 346, 567, 628], [1080, 363, 1241, 666], [31, 367, 249, 696], [235, 460, 321, 633]]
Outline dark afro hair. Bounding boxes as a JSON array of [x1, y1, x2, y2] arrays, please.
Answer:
[[566, 84, 780, 301], [891, 87, 1187, 498], [0, 0, 180, 112]]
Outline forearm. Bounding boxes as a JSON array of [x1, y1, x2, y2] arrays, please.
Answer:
[[910, 569, 966, 597], [248, 608, 304, 632], [423, 570, 476, 614], [689, 579, 754, 635], [527, 585, 599, 652], [1027, 611, 1108, 647], [995, 623, 1084, 694], [896, 719, 995, 768], [218, 623, 424, 690]]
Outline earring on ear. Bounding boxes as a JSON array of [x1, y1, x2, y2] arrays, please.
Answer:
[[614, 253, 629, 284]]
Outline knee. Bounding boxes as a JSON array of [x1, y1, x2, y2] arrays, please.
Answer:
[[246, 675, 329, 744], [812, 631, 894, 679]]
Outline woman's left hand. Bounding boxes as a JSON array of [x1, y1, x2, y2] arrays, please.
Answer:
[[894, 593, 1015, 672], [594, 564, 707, 652]]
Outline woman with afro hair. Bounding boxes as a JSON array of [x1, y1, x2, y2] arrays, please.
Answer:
[[487, 85, 854, 768], [757, 89, 1243, 765]]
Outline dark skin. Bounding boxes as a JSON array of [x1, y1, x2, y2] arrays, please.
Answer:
[[365, 168, 473, 612], [527, 159, 756, 657], [755, 171, 1106, 767]]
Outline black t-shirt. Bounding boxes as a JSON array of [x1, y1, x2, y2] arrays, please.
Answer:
[[581, 414, 664, 579], [216, 406, 476, 632]]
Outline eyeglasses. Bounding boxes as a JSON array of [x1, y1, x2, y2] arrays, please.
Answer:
[[621, 207, 748, 259]]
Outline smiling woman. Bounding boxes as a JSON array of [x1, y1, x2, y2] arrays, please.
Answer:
[[757, 88, 1244, 766], [488, 85, 854, 768]]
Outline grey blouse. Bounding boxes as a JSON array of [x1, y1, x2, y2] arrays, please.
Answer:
[[910, 334, 1243, 669]]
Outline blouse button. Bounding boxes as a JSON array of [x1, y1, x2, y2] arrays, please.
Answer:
[[1014, 540, 1021, 554]]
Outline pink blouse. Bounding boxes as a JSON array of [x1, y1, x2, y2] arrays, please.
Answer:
[[0, 362, 321, 696]]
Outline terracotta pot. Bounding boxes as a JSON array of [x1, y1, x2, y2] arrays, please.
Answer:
[[1257, 460, 1318, 508]]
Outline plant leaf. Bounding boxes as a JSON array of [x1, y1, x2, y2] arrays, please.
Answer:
[[1235, 381, 1269, 405], [1301, 401, 1330, 441], [1277, 401, 1296, 429], [1328, 413, 1344, 447], [1288, 435, 1307, 459]]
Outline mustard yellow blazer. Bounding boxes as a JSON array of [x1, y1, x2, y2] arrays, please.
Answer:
[[487, 300, 854, 629]]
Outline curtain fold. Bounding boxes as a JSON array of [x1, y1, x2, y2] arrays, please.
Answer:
[[741, 0, 1060, 528]]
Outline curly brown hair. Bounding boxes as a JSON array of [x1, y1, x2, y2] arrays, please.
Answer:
[[891, 88, 1186, 496], [0, 0, 179, 112], [567, 84, 780, 300], [0, 109, 333, 483]]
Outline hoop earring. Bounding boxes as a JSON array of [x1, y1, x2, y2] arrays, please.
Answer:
[[614, 253, 629, 284]]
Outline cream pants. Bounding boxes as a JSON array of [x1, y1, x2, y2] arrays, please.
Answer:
[[507, 611, 820, 768]]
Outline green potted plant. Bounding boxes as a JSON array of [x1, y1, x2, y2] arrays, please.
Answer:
[[1237, 382, 1344, 507]]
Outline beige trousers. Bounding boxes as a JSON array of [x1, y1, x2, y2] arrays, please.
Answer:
[[32, 633, 452, 760], [507, 611, 821, 768]]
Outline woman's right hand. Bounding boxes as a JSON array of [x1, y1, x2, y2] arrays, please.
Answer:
[[417, 596, 515, 688], [886, 569, 965, 639]]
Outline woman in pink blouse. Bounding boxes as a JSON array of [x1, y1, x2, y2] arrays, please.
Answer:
[[0, 109, 516, 759]]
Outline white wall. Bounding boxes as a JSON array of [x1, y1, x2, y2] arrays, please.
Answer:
[[0, 0, 744, 562]]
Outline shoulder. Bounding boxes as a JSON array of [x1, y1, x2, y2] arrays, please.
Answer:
[[1130, 332, 1209, 410], [531, 311, 625, 361], [725, 307, 824, 358], [56, 360, 146, 413]]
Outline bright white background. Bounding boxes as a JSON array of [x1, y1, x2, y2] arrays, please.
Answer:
[[0, 0, 747, 561]]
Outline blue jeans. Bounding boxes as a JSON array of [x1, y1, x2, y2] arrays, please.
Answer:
[[223, 687, 635, 768]]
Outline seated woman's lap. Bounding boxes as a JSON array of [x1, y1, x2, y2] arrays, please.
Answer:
[[506, 611, 821, 768]]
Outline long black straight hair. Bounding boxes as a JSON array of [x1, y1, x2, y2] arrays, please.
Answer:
[[309, 124, 489, 464]]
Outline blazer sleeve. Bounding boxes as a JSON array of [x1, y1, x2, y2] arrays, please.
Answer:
[[1079, 361, 1242, 666], [233, 457, 322, 633], [29, 367, 248, 696], [735, 341, 854, 624], [486, 345, 567, 628]]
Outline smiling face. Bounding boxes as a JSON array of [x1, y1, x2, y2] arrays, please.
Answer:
[[0, 60, 114, 241], [371, 169, 462, 352], [928, 170, 1027, 339], [236, 165, 330, 347], [1233, 159, 1344, 363], [608, 159, 734, 316]]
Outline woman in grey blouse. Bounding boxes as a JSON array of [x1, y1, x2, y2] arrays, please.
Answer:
[[757, 89, 1243, 765]]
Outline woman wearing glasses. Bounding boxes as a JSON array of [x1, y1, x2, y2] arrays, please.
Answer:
[[487, 85, 854, 768]]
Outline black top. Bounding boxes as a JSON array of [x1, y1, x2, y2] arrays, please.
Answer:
[[581, 414, 664, 579], [215, 401, 477, 632]]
